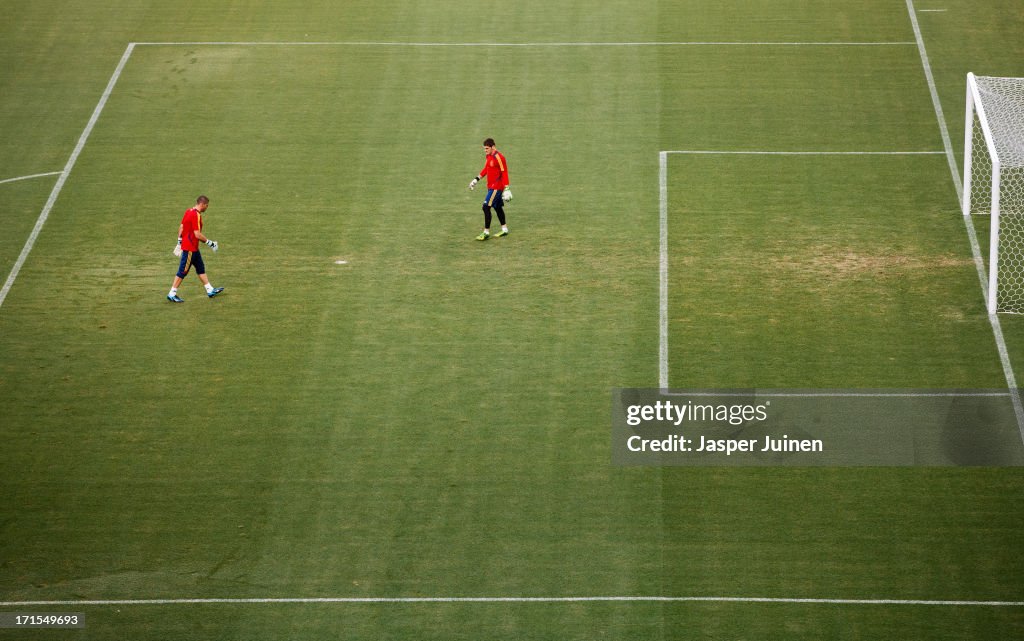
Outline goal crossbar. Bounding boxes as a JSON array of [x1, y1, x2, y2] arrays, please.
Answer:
[[962, 73, 1024, 313]]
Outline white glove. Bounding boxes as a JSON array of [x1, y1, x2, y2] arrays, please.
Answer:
[[502, 188, 513, 203], [468, 177, 479, 191], [173, 244, 182, 257], [205, 239, 219, 252]]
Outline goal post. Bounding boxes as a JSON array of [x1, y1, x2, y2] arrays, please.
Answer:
[[963, 73, 1024, 314]]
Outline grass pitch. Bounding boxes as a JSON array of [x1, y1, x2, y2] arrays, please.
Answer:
[[1, 1, 1024, 639]]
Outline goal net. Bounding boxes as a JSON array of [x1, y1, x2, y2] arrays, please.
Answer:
[[963, 73, 1024, 314]]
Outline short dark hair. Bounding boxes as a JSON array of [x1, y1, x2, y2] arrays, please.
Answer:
[[483, 138, 496, 147], [196, 195, 209, 204]]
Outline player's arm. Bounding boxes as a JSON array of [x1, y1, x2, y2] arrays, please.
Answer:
[[469, 160, 489, 190], [194, 229, 219, 252], [173, 223, 184, 256], [500, 158, 512, 202]]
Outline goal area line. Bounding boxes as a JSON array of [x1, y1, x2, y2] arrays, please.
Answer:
[[3, 595, 1022, 607], [663, 391, 1013, 398], [663, 150, 945, 155], [657, 149, 947, 392], [132, 40, 918, 47], [657, 147, 1024, 442]]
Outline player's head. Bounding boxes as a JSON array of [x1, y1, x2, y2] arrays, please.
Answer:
[[196, 194, 209, 212], [483, 138, 496, 153]]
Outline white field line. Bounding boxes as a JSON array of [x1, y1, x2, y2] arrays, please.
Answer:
[[664, 391, 1012, 397], [658, 149, 947, 391], [132, 41, 917, 47], [0, 43, 135, 310], [905, 0, 1024, 443], [0, 40, 918, 313], [906, 2, 962, 196], [2, 596, 1022, 607], [659, 152, 669, 389], [0, 37, 1015, 615], [667, 150, 944, 155], [0, 171, 62, 186]]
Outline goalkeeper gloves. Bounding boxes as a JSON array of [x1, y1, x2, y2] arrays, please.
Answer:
[[468, 177, 479, 191], [205, 239, 219, 252], [173, 237, 182, 257], [502, 188, 513, 203]]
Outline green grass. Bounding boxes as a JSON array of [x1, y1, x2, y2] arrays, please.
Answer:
[[665, 152, 1003, 388], [1, 1, 1024, 639]]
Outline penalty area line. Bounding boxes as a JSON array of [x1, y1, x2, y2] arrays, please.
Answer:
[[2, 596, 1022, 607], [0, 171, 62, 186], [0, 43, 135, 311]]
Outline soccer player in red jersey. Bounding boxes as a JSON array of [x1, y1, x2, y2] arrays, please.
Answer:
[[468, 138, 512, 240], [167, 195, 223, 302]]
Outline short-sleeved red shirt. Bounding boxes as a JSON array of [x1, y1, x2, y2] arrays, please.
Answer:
[[480, 151, 509, 190], [180, 207, 203, 252]]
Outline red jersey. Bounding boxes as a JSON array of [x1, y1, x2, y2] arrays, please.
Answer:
[[479, 150, 509, 190], [179, 207, 203, 252]]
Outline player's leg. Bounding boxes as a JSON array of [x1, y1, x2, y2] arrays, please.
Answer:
[[478, 191, 498, 240], [481, 204, 492, 233], [167, 251, 193, 302], [493, 199, 508, 237], [192, 252, 224, 298]]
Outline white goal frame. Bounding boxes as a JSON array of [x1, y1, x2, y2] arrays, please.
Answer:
[[962, 72, 1024, 314]]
